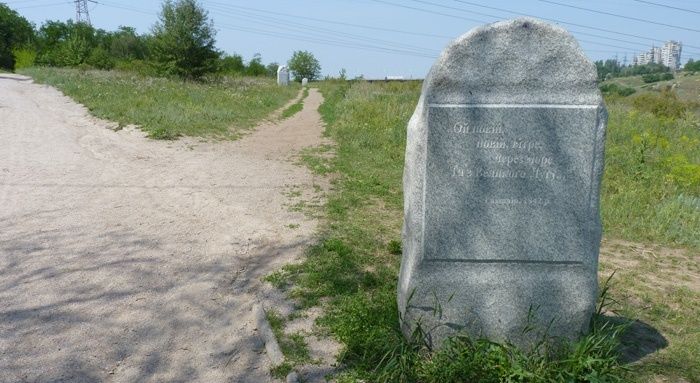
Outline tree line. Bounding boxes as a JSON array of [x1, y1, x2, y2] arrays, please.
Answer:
[[594, 58, 700, 82], [0, 0, 321, 81]]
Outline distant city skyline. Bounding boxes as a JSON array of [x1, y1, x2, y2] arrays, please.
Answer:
[[6, 0, 700, 78], [632, 40, 683, 69]]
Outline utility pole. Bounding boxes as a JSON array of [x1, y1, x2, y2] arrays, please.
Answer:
[[75, 0, 91, 25]]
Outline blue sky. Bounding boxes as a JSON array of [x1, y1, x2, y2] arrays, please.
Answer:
[[7, 0, 700, 78]]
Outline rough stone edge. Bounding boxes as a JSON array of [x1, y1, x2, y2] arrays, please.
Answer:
[[253, 304, 300, 383]]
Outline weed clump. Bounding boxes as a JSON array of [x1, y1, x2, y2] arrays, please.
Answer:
[[600, 83, 636, 97], [631, 90, 687, 119]]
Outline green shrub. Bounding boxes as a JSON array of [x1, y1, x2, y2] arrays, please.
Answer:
[[12, 48, 36, 69], [642, 72, 674, 83], [113, 59, 157, 76], [86, 47, 114, 70], [642, 73, 660, 83], [600, 83, 636, 97], [632, 90, 687, 119]]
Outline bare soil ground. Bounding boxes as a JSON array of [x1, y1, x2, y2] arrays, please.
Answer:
[[0, 73, 328, 382]]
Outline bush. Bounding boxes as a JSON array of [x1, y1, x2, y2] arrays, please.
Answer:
[[684, 59, 700, 72], [642, 73, 660, 83], [632, 90, 688, 119], [642, 72, 674, 83], [0, 4, 34, 70], [86, 47, 114, 70], [600, 83, 636, 97], [12, 48, 36, 69], [218, 53, 244, 74], [113, 59, 156, 76]]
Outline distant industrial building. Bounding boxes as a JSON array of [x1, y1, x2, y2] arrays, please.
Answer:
[[633, 41, 682, 70]]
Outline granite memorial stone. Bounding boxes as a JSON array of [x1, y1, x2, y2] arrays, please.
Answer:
[[277, 65, 289, 86], [302, 77, 309, 86], [398, 18, 607, 349]]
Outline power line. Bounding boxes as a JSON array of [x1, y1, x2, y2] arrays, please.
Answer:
[[206, 3, 440, 56], [14, 1, 71, 10], [449, 0, 700, 50], [537, 0, 700, 33], [369, 0, 700, 55], [4, 0, 59, 4], [631, 0, 700, 15], [406, 0, 687, 53], [216, 23, 437, 59], [92, 0, 155, 16], [210, 1, 700, 59], [95, 1, 439, 59], [371, 0, 489, 24], [407, 0, 500, 20], [203, 1, 454, 40]]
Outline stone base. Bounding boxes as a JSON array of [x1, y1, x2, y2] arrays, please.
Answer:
[[398, 261, 597, 350]]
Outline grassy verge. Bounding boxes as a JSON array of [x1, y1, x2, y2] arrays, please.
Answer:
[[20, 67, 298, 139], [267, 80, 699, 382], [265, 310, 311, 379], [602, 91, 700, 250], [281, 88, 309, 120]]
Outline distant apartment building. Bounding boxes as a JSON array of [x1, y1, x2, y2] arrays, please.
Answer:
[[662, 41, 682, 70], [632, 41, 682, 70]]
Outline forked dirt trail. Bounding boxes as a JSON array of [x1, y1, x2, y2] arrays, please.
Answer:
[[0, 74, 326, 382]]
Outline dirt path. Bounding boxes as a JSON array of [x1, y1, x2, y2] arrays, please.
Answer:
[[0, 73, 326, 382]]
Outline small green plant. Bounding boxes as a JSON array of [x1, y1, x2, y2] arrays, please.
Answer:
[[281, 87, 310, 119], [388, 240, 402, 255], [270, 362, 293, 379], [149, 126, 180, 140], [264, 309, 310, 377], [281, 102, 303, 119]]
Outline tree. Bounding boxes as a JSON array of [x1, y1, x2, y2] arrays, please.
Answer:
[[685, 59, 700, 72], [150, 0, 218, 79], [288, 50, 321, 81], [0, 4, 34, 70], [110, 26, 147, 60], [245, 53, 265, 76], [219, 53, 244, 74], [265, 62, 279, 77]]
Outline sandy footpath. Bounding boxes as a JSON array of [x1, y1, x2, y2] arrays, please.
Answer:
[[0, 73, 326, 382]]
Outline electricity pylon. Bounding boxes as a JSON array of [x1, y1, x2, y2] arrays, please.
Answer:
[[75, 0, 91, 25]]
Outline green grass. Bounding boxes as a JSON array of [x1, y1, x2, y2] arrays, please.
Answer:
[[19, 67, 298, 139], [281, 87, 309, 119], [265, 309, 311, 378], [602, 92, 700, 250], [267, 80, 699, 382]]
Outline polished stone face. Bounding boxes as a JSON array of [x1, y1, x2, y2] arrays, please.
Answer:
[[398, 17, 607, 349]]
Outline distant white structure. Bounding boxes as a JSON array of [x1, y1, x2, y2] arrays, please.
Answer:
[[633, 41, 682, 70], [301, 78, 308, 86], [662, 41, 682, 70], [277, 65, 289, 86]]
